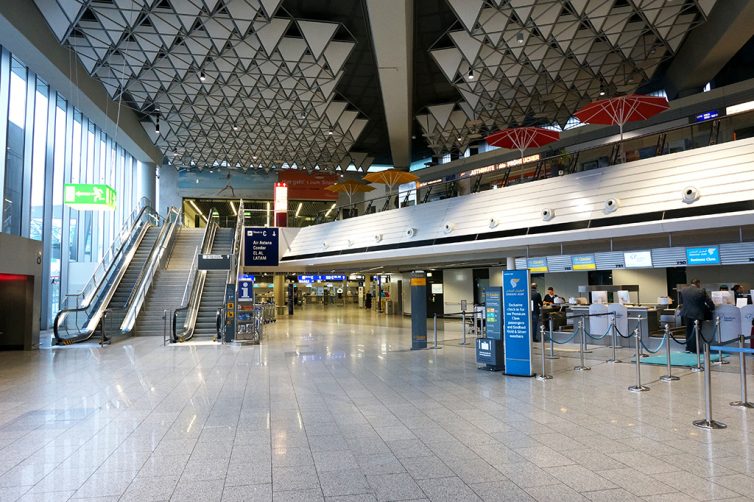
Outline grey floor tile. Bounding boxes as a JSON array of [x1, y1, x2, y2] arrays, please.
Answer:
[[524, 483, 589, 502], [470, 480, 535, 502], [314, 450, 359, 473], [366, 473, 425, 501], [401, 456, 454, 480], [273, 465, 320, 492], [355, 454, 406, 476], [582, 488, 642, 502], [597, 469, 677, 497], [119, 474, 180, 502], [221, 483, 272, 502], [170, 479, 224, 501], [273, 447, 315, 468], [416, 476, 480, 502], [272, 488, 325, 501], [319, 470, 372, 497], [547, 464, 617, 492]]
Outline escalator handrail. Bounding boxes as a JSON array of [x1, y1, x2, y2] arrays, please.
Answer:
[[62, 201, 155, 311], [172, 218, 218, 342], [53, 206, 158, 344], [117, 207, 181, 335], [226, 199, 244, 288]]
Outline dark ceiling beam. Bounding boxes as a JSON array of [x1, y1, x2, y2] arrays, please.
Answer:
[[0, 1, 162, 163], [365, 0, 413, 169], [663, 0, 754, 99]]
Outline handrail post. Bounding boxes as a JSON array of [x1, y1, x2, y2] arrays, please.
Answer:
[[660, 323, 678, 382], [574, 319, 590, 371], [730, 335, 754, 408], [628, 316, 649, 392], [536, 323, 552, 381], [693, 340, 727, 429], [162, 309, 168, 346], [692, 320, 703, 372], [546, 316, 559, 359]]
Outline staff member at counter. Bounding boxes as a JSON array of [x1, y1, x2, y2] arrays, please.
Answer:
[[680, 279, 714, 353], [543, 287, 557, 305], [531, 283, 543, 342]]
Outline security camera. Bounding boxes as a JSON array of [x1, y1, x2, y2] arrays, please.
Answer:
[[443, 222, 455, 234], [322, 241, 328, 249], [489, 217, 499, 229], [603, 198, 620, 214], [541, 208, 555, 221], [682, 186, 700, 204], [373, 233, 383, 243], [405, 227, 416, 238]]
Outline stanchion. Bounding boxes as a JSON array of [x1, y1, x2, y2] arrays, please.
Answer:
[[460, 310, 468, 345], [536, 324, 552, 381], [730, 335, 754, 408], [712, 317, 729, 365], [628, 324, 649, 392], [574, 319, 591, 371], [692, 320, 703, 373], [433, 313, 438, 349], [546, 317, 559, 359], [660, 323, 679, 382], [607, 314, 620, 363], [693, 341, 727, 429], [162, 309, 168, 346]]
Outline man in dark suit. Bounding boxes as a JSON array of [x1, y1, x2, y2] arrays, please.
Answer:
[[531, 283, 543, 342], [680, 279, 713, 353]]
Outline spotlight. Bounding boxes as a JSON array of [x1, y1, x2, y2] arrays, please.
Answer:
[[233, 123, 238, 131], [468, 69, 474, 80], [155, 116, 160, 135], [599, 85, 606, 96], [327, 129, 333, 136], [199, 70, 206, 81], [516, 31, 524, 44]]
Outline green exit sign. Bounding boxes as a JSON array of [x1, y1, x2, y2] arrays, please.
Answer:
[[63, 184, 117, 211]]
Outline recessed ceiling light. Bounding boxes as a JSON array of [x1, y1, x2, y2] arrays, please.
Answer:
[[516, 32, 524, 44], [327, 130, 333, 135], [199, 70, 206, 81]]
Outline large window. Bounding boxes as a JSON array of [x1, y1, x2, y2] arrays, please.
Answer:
[[0, 45, 149, 328]]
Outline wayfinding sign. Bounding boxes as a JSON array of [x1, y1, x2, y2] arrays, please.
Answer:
[[686, 246, 720, 265], [244, 227, 279, 266], [64, 184, 116, 211], [502, 269, 533, 376]]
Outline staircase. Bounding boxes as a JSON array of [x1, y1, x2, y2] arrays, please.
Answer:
[[134, 228, 204, 336], [194, 228, 234, 337], [103, 226, 160, 334]]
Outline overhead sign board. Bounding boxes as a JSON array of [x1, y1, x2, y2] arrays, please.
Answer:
[[686, 246, 720, 265], [624, 251, 653, 268], [571, 254, 596, 271], [694, 110, 719, 122], [243, 227, 279, 267], [298, 275, 347, 283], [198, 254, 231, 270], [502, 269, 533, 376], [64, 184, 116, 211], [527, 257, 548, 273]]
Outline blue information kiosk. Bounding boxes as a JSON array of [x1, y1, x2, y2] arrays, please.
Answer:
[[476, 287, 504, 370], [502, 269, 533, 377]]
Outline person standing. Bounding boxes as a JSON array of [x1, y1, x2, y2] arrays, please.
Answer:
[[531, 283, 543, 342], [680, 279, 714, 353]]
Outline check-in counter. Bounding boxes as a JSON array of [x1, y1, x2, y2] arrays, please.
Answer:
[[555, 305, 661, 349]]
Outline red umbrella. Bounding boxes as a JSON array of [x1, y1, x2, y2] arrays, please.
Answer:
[[486, 126, 561, 180], [574, 95, 669, 158]]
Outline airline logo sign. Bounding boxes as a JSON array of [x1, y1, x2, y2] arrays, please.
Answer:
[[686, 246, 720, 265], [571, 254, 596, 271], [527, 257, 548, 273]]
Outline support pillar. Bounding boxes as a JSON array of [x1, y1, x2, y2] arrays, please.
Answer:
[[506, 257, 515, 270], [273, 274, 285, 316]]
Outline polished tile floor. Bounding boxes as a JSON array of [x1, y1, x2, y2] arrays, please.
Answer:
[[1, 306, 754, 501]]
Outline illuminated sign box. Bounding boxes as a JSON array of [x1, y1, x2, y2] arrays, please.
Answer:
[[527, 257, 548, 273], [64, 184, 117, 211], [686, 246, 720, 265], [571, 254, 596, 270], [624, 251, 653, 268]]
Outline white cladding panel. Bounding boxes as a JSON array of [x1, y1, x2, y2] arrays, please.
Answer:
[[285, 139, 754, 260]]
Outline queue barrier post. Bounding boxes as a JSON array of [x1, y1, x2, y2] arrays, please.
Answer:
[[628, 316, 649, 393], [536, 324, 552, 381], [712, 317, 729, 366], [607, 314, 620, 363], [546, 317, 559, 360], [692, 320, 703, 373], [461, 310, 468, 345], [693, 339, 727, 429], [162, 309, 168, 346], [574, 319, 591, 371], [730, 335, 754, 408], [659, 323, 679, 382], [433, 313, 438, 349]]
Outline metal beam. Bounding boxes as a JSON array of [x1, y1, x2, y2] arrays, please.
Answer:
[[0, 1, 162, 163], [365, 0, 413, 169], [664, 0, 754, 99]]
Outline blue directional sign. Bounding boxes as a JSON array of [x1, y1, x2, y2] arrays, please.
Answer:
[[244, 227, 279, 266], [298, 275, 347, 283], [502, 269, 533, 376], [686, 246, 720, 265]]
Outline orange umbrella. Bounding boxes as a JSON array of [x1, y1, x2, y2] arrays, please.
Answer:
[[325, 180, 375, 205], [362, 169, 419, 194]]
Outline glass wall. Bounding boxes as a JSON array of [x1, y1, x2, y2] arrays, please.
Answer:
[[0, 45, 150, 328]]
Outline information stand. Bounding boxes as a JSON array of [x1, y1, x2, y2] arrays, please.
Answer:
[[235, 279, 260, 343], [502, 270, 533, 377], [476, 287, 504, 370]]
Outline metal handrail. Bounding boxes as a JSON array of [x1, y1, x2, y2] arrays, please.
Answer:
[[172, 217, 218, 342], [53, 204, 159, 344], [227, 199, 244, 288], [118, 207, 181, 335]]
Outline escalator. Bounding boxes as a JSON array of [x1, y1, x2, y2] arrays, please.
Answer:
[[194, 227, 234, 337], [53, 206, 180, 344], [173, 201, 243, 342]]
